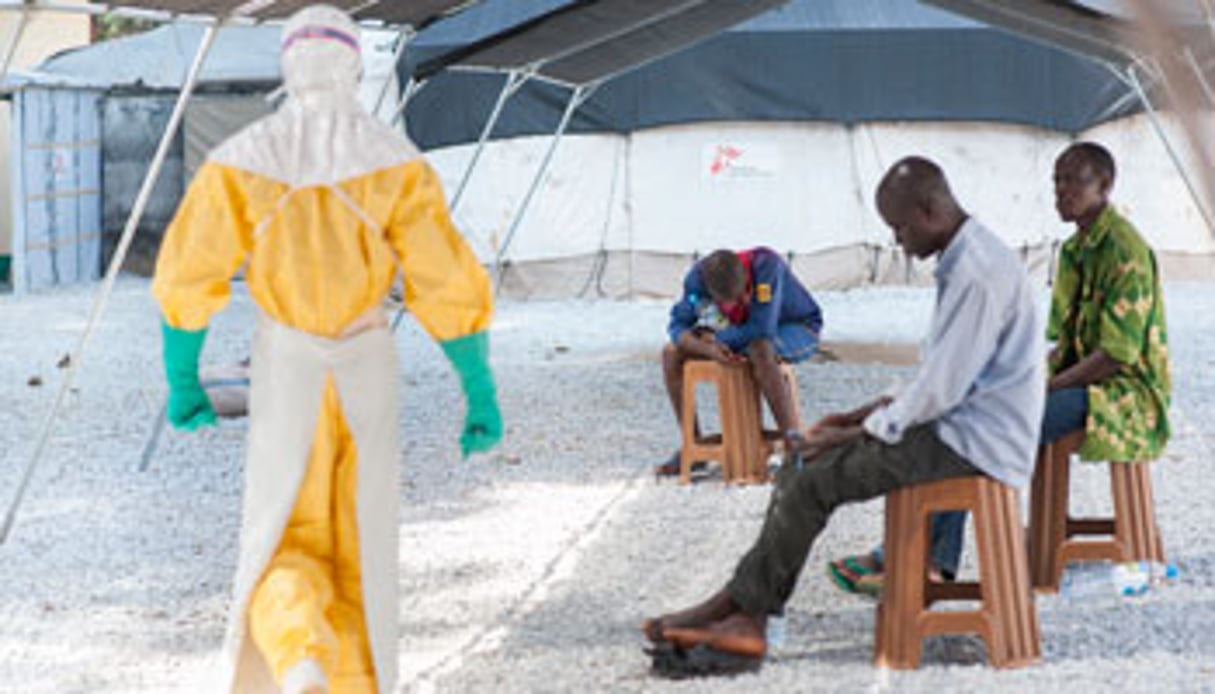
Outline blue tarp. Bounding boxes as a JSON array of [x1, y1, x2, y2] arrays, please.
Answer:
[[36, 23, 280, 90], [401, 0, 1136, 149]]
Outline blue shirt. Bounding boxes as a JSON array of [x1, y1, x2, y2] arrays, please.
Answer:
[[862, 219, 1046, 488], [667, 248, 823, 346]]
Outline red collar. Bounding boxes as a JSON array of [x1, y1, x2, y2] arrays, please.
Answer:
[[719, 251, 753, 324]]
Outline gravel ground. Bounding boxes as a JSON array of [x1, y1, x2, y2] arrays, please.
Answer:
[[0, 279, 1212, 692]]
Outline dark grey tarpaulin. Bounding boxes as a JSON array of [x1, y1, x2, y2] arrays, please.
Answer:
[[922, 0, 1215, 70], [402, 0, 1137, 150], [418, 0, 789, 87], [75, 0, 481, 26], [922, 0, 1136, 68]]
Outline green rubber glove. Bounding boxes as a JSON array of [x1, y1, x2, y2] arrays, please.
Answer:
[[439, 331, 502, 458], [161, 320, 217, 431]]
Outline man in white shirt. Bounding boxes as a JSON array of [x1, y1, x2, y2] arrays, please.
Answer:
[[641, 156, 1045, 675]]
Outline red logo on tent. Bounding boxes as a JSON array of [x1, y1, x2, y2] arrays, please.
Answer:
[[709, 145, 744, 175]]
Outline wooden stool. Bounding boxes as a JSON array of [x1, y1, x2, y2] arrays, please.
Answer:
[[679, 360, 800, 484], [1027, 430, 1165, 592], [875, 476, 1041, 670]]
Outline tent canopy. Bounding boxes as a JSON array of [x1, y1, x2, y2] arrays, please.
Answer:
[[922, 0, 1215, 70], [417, 0, 789, 87], [401, 0, 1141, 150], [924, 0, 1136, 68], [72, 0, 481, 27], [36, 23, 280, 90]]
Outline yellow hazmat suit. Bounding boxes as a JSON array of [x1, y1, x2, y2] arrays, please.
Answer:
[[151, 6, 498, 692]]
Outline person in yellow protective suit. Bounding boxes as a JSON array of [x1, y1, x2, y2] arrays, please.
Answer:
[[151, 5, 501, 692]]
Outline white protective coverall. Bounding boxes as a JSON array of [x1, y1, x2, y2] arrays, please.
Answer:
[[151, 5, 493, 692]]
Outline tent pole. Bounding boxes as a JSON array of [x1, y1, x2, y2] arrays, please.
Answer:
[[450, 69, 531, 212], [3, 1, 30, 295], [1120, 62, 1215, 239], [372, 27, 414, 121], [0, 21, 220, 546], [494, 82, 596, 292], [390, 70, 520, 332], [0, 1, 31, 79], [625, 134, 634, 299], [1181, 47, 1215, 109], [387, 75, 425, 128]]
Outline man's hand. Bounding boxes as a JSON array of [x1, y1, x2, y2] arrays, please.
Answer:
[[807, 413, 855, 435], [688, 332, 744, 365], [806, 396, 892, 436], [1048, 349, 1122, 392], [793, 423, 865, 460]]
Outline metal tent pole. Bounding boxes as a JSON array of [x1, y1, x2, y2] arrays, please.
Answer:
[[371, 27, 413, 121], [450, 69, 531, 212], [390, 71, 531, 332], [387, 75, 425, 129], [0, 0, 31, 78], [0, 22, 220, 545], [494, 82, 597, 292], [3, 2, 31, 295], [624, 134, 635, 299], [1120, 62, 1215, 239], [1182, 47, 1215, 108]]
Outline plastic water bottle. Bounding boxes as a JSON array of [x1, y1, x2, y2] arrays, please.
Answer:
[[1145, 560, 1181, 585], [1059, 561, 1174, 602], [766, 611, 787, 649]]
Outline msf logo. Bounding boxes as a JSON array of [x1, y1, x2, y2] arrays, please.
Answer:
[[708, 144, 744, 176]]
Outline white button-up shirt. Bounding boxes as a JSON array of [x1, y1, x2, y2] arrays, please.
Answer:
[[863, 217, 1046, 488]]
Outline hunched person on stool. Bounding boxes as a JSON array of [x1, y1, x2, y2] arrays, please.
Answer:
[[655, 247, 823, 477]]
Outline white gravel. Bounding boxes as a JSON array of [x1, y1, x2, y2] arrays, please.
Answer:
[[0, 279, 1212, 692]]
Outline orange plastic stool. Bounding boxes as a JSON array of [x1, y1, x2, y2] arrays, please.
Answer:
[[875, 476, 1041, 670], [679, 360, 800, 484], [1027, 430, 1165, 592]]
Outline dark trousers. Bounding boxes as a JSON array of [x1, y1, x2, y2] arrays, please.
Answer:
[[727, 424, 981, 616]]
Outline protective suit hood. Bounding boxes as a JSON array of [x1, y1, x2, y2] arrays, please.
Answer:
[[281, 4, 361, 101]]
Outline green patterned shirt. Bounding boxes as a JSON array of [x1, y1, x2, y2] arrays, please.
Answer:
[[1048, 206, 1171, 461]]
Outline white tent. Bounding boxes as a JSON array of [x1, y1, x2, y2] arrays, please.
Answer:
[[425, 113, 1214, 298]]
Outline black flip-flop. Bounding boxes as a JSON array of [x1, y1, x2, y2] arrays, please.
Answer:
[[653, 456, 708, 478], [647, 642, 762, 680]]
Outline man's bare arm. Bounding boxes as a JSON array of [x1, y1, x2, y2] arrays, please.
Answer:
[[1049, 349, 1122, 391]]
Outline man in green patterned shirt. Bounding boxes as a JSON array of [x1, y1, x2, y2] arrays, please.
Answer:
[[1043, 141, 1171, 460], [827, 142, 1171, 596]]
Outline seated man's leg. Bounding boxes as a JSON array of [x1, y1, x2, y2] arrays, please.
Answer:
[[661, 341, 691, 428], [741, 324, 817, 436], [745, 339, 799, 434], [1041, 387, 1088, 445], [834, 388, 1093, 592], [928, 511, 966, 580], [647, 424, 981, 653], [655, 341, 708, 476], [772, 322, 820, 364], [731, 425, 979, 615]]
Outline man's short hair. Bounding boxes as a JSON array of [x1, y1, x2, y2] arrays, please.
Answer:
[[1063, 141, 1116, 181], [877, 156, 952, 212], [701, 250, 747, 301]]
